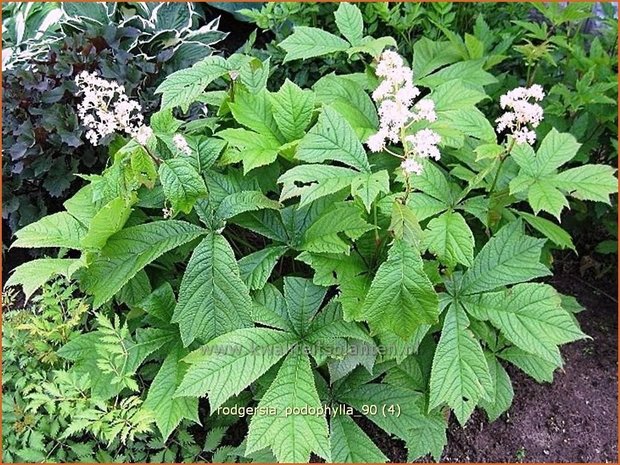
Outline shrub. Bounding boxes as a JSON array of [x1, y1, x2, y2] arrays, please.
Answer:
[[4, 3, 618, 462], [2, 2, 225, 234]]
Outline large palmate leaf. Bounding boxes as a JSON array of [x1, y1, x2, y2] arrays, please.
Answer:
[[428, 303, 493, 425], [214, 191, 281, 221], [82, 221, 204, 308], [330, 415, 387, 463], [510, 129, 617, 217], [173, 233, 252, 346], [246, 349, 330, 462], [279, 26, 350, 62], [284, 277, 327, 336], [159, 158, 208, 214], [271, 79, 315, 142], [11, 212, 87, 250], [459, 220, 550, 295], [143, 345, 199, 441], [359, 239, 439, 338], [462, 283, 586, 364], [297, 106, 371, 172], [424, 210, 474, 267], [175, 328, 297, 411], [155, 55, 229, 111]]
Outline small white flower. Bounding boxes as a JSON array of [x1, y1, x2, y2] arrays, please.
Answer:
[[401, 158, 423, 175], [496, 85, 545, 145], [162, 207, 173, 219], [135, 126, 154, 146], [173, 134, 191, 156], [75, 71, 144, 145], [366, 131, 386, 153], [406, 129, 442, 161]]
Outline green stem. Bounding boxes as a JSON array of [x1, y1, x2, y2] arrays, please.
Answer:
[[488, 138, 516, 197]]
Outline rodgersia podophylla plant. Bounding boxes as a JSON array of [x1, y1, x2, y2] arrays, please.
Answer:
[[5, 4, 618, 463]]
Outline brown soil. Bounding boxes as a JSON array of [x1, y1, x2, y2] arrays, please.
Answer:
[[367, 264, 618, 463]]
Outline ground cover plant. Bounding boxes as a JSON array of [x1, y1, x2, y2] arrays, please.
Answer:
[[3, 2, 618, 463]]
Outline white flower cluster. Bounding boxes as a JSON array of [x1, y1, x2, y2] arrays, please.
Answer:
[[76, 71, 152, 146], [495, 84, 545, 145], [367, 50, 441, 176]]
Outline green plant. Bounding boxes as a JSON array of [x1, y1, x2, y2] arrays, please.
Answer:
[[4, 4, 617, 463], [2, 2, 225, 236]]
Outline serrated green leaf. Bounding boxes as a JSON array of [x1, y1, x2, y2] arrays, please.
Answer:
[[360, 239, 439, 339], [143, 346, 199, 441], [155, 56, 229, 111], [347, 36, 397, 59], [424, 211, 474, 267], [479, 353, 514, 422], [431, 80, 488, 112], [498, 346, 559, 383], [518, 211, 575, 250], [279, 165, 359, 207], [215, 191, 281, 221], [159, 158, 207, 214], [554, 164, 617, 203], [460, 220, 551, 295], [338, 383, 428, 443], [246, 349, 330, 462], [271, 79, 315, 142], [527, 181, 569, 219], [389, 201, 424, 246], [64, 184, 98, 226], [351, 170, 390, 212], [217, 128, 280, 174], [330, 414, 387, 463], [533, 128, 581, 175], [313, 74, 379, 139], [137, 283, 176, 323], [229, 89, 284, 142], [12, 212, 87, 249], [301, 202, 374, 254], [406, 409, 447, 462], [334, 2, 364, 45], [175, 328, 296, 410], [173, 233, 252, 346], [82, 221, 204, 308], [5, 258, 82, 302], [428, 303, 492, 425], [284, 277, 327, 336], [279, 26, 350, 62], [81, 196, 134, 250], [239, 246, 288, 290], [297, 106, 370, 172], [464, 283, 586, 364]]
